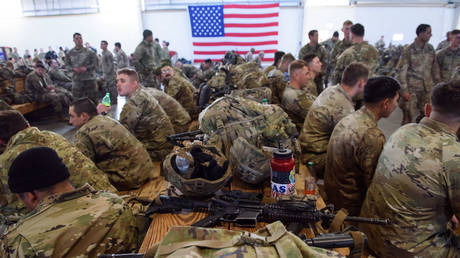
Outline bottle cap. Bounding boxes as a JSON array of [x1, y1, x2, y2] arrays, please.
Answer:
[[307, 161, 314, 167], [274, 147, 292, 158]]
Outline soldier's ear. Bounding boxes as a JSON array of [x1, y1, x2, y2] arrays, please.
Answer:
[[425, 103, 432, 118]]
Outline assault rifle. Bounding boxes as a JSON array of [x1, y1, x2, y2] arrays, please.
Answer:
[[166, 130, 205, 147], [98, 232, 367, 257], [146, 192, 390, 228]]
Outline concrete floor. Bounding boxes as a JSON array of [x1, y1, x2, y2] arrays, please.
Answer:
[[31, 96, 404, 142]]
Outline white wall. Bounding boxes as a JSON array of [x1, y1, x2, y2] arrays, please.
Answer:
[[303, 4, 457, 48], [0, 0, 143, 56]]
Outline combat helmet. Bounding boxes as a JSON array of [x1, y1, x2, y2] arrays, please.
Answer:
[[163, 143, 231, 197]]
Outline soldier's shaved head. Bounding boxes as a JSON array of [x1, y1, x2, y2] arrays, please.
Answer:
[[0, 110, 29, 143], [430, 80, 460, 119], [117, 68, 139, 82]]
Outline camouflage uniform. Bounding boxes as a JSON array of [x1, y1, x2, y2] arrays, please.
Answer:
[[397, 41, 440, 123], [281, 85, 316, 131], [48, 66, 72, 91], [436, 39, 450, 51], [144, 87, 191, 133], [0, 127, 116, 217], [264, 64, 276, 76], [298, 43, 328, 92], [65, 46, 99, 103], [334, 42, 379, 84], [436, 46, 460, 82], [75, 115, 155, 191], [298, 85, 355, 177], [164, 73, 197, 118], [305, 78, 318, 96], [120, 86, 174, 161], [132, 40, 158, 88], [325, 107, 385, 216], [101, 49, 118, 104], [330, 39, 353, 84], [0, 68, 27, 105], [197, 67, 216, 86], [267, 68, 288, 105], [0, 184, 138, 257], [153, 41, 162, 67], [360, 118, 460, 257], [25, 71, 72, 116], [115, 48, 129, 69]]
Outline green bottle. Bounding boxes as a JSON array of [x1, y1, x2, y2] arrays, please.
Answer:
[[262, 98, 268, 105], [102, 93, 111, 107]]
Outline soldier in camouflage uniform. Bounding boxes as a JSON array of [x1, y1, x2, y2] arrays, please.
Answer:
[[0, 110, 116, 218], [70, 98, 155, 191], [303, 54, 325, 96], [331, 20, 354, 85], [264, 51, 285, 76], [161, 65, 197, 118], [132, 30, 159, 89], [236, 70, 269, 90], [268, 53, 295, 104], [117, 68, 174, 161], [0, 62, 28, 105], [334, 23, 379, 85], [1, 147, 138, 256], [100, 41, 118, 104], [114, 42, 128, 69], [360, 81, 460, 257], [298, 30, 328, 92], [196, 59, 216, 86], [25, 61, 72, 120], [144, 87, 191, 133], [48, 59, 72, 91], [299, 63, 369, 178], [281, 60, 316, 131], [436, 29, 460, 82], [398, 24, 441, 124], [436, 31, 451, 51], [325, 77, 400, 216], [65, 33, 99, 103]]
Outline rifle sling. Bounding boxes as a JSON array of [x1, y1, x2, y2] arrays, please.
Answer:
[[328, 208, 348, 232], [349, 231, 365, 258]]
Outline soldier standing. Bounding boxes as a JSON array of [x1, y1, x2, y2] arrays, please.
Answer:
[[334, 23, 379, 85], [398, 24, 440, 124], [70, 98, 155, 190], [114, 42, 128, 69], [330, 20, 354, 85], [100, 40, 118, 104], [436, 31, 451, 50], [298, 63, 369, 179], [360, 81, 460, 257], [325, 77, 400, 216], [1, 147, 138, 256], [132, 30, 158, 88], [298, 30, 328, 92], [65, 32, 99, 103], [436, 29, 460, 82]]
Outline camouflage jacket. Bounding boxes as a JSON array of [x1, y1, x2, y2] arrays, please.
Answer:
[[298, 43, 328, 74], [0, 184, 138, 257], [436, 39, 450, 51], [24, 71, 54, 101], [334, 42, 379, 84], [0, 127, 116, 217], [181, 64, 199, 80], [298, 85, 355, 173], [101, 49, 116, 80], [325, 107, 385, 216], [120, 86, 174, 161], [164, 73, 197, 116], [397, 41, 441, 94], [75, 115, 154, 191], [115, 49, 129, 69], [48, 67, 72, 84], [264, 64, 276, 76], [153, 41, 162, 67], [65, 46, 98, 81], [360, 118, 460, 257], [132, 40, 154, 74], [237, 70, 269, 89], [267, 68, 288, 105], [305, 78, 318, 96], [144, 87, 191, 133], [330, 39, 353, 69], [436, 47, 460, 82], [281, 85, 316, 131]]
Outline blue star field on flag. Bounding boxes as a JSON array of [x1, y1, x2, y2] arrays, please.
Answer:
[[189, 5, 225, 37]]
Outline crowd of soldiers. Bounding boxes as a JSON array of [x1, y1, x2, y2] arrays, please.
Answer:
[[0, 18, 459, 257]]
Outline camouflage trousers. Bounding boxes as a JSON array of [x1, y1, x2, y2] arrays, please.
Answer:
[[103, 76, 118, 104], [72, 79, 99, 104], [400, 87, 430, 124], [139, 71, 160, 89], [39, 90, 71, 115]]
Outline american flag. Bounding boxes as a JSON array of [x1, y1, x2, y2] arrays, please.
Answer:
[[188, 3, 279, 63]]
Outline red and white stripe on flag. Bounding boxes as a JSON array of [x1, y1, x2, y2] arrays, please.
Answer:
[[190, 3, 279, 63]]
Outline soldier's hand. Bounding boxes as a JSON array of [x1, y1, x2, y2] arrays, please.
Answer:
[[72, 67, 81, 73], [402, 93, 410, 101], [80, 66, 87, 72], [97, 103, 110, 114], [452, 215, 458, 229]]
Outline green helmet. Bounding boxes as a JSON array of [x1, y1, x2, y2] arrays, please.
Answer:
[[163, 143, 232, 197]]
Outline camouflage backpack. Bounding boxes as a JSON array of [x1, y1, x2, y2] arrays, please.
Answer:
[[230, 87, 272, 103], [163, 142, 232, 197], [148, 221, 343, 258], [199, 96, 297, 184]]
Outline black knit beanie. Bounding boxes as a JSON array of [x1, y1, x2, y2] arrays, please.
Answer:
[[8, 147, 70, 193]]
